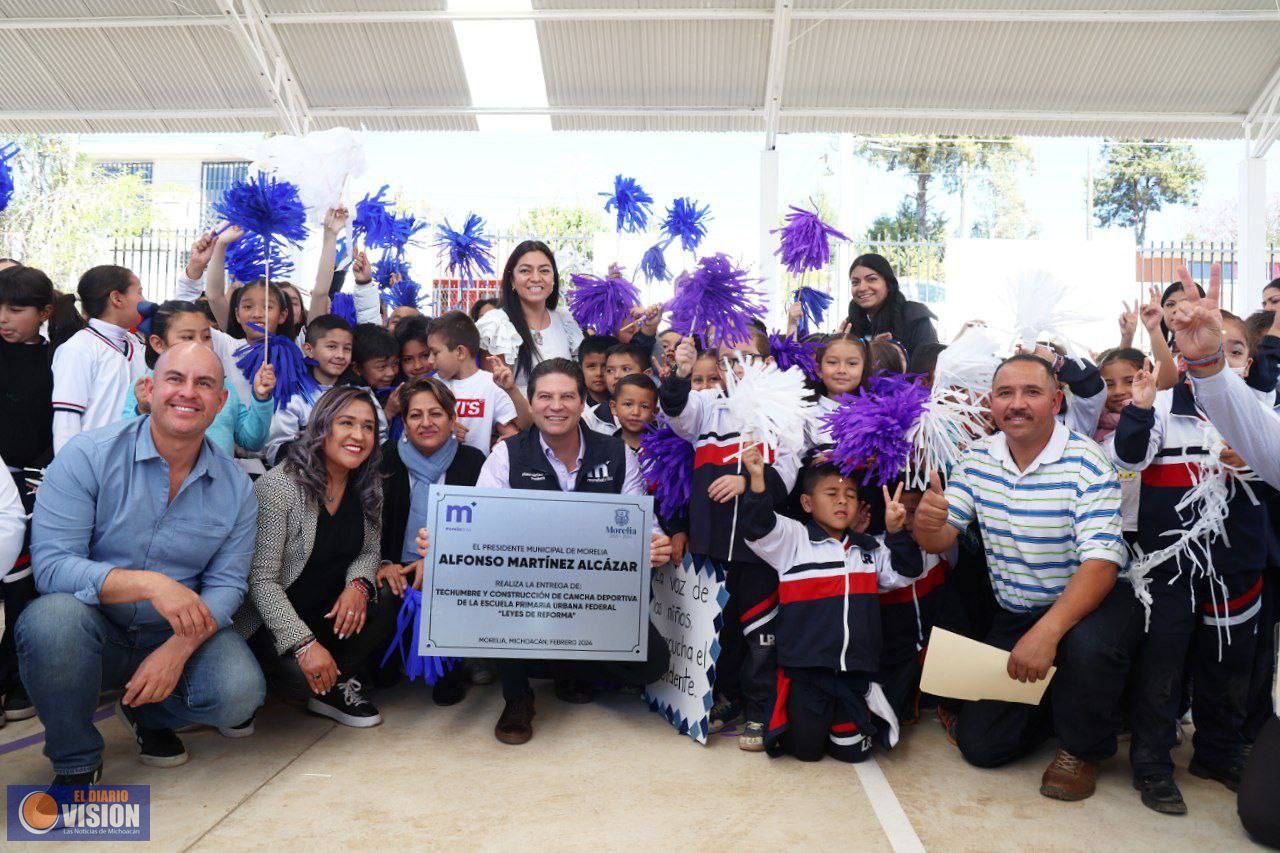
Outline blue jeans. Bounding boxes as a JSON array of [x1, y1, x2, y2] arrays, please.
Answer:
[[15, 593, 266, 775]]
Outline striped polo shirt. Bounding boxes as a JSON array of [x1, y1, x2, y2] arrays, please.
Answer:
[[945, 420, 1126, 612]]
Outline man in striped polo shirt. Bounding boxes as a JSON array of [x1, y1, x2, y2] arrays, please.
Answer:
[[915, 354, 1140, 803]]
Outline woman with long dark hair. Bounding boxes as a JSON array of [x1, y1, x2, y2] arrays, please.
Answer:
[[476, 240, 584, 386], [845, 253, 938, 358], [234, 387, 399, 729]]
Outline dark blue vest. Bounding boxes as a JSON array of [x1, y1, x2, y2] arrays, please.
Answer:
[[505, 424, 627, 494]]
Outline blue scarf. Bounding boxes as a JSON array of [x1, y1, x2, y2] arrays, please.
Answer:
[[399, 433, 458, 564]]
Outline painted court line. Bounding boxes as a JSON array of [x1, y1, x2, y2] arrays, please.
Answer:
[[0, 705, 114, 757], [854, 757, 925, 853]]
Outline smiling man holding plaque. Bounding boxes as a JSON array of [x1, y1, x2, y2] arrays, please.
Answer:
[[466, 358, 672, 745]]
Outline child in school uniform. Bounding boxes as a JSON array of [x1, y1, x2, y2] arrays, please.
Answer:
[[50, 265, 146, 453], [585, 341, 651, 436], [394, 315, 435, 383], [741, 447, 922, 763], [610, 373, 659, 453], [577, 335, 618, 408], [660, 327, 801, 750], [264, 314, 355, 465], [804, 334, 869, 462], [0, 264, 77, 721], [689, 350, 722, 392], [350, 322, 402, 437], [1112, 312, 1273, 816], [426, 311, 529, 456]]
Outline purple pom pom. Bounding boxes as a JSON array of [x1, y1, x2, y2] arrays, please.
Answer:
[[639, 424, 695, 520], [768, 333, 820, 382], [352, 185, 398, 248], [380, 587, 457, 685], [566, 265, 641, 336], [660, 197, 712, 253], [225, 232, 295, 284], [214, 171, 308, 247], [600, 174, 654, 233], [639, 241, 671, 283], [824, 373, 929, 485], [234, 327, 318, 411], [0, 141, 19, 213], [330, 292, 357, 328], [433, 213, 495, 284], [667, 254, 765, 347], [793, 286, 834, 338], [771, 204, 849, 275]]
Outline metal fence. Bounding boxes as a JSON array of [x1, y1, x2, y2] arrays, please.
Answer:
[[109, 229, 1279, 316]]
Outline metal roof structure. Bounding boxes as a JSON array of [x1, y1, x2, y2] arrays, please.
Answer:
[[0, 1, 1278, 156]]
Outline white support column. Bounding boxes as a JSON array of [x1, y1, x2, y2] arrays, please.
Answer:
[[760, 147, 780, 321], [1237, 146, 1267, 317]]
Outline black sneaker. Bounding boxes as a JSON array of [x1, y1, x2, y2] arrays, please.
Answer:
[[52, 765, 102, 786], [306, 679, 382, 727], [707, 697, 742, 734], [218, 716, 255, 738], [431, 674, 467, 707], [1188, 754, 1243, 792], [1134, 773, 1188, 815], [4, 684, 36, 721], [115, 702, 189, 768]]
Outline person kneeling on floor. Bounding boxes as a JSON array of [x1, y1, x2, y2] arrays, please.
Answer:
[[912, 354, 1141, 802], [17, 343, 266, 785], [740, 446, 921, 762], [234, 387, 401, 728]]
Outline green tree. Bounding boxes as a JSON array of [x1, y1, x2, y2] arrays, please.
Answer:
[[866, 199, 947, 242], [970, 148, 1038, 239], [1093, 139, 1204, 245], [0, 135, 152, 290], [516, 205, 602, 237], [858, 136, 1028, 239]]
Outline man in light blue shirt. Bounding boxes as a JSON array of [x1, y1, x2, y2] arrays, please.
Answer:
[[17, 343, 265, 785]]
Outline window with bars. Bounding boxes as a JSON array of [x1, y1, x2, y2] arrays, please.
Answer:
[[95, 160, 154, 183], [200, 161, 250, 228]]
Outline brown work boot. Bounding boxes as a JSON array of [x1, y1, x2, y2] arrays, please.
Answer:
[[1039, 748, 1098, 801], [494, 691, 536, 745]]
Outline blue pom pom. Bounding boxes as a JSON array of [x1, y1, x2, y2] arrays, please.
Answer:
[[381, 276, 424, 310], [639, 241, 671, 283], [660, 197, 712, 253], [793, 286, 834, 337], [330, 292, 357, 328], [389, 212, 428, 251], [225, 232, 296, 284], [380, 588, 458, 685], [433, 213, 495, 284], [352, 185, 398, 248], [214, 171, 308, 247], [233, 327, 318, 411], [0, 141, 19, 213], [335, 237, 349, 269], [600, 174, 654, 233]]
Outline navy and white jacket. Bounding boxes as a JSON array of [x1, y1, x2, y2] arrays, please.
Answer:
[[1057, 357, 1107, 438], [741, 490, 922, 674], [1112, 378, 1274, 576], [659, 375, 800, 565], [583, 400, 619, 437]]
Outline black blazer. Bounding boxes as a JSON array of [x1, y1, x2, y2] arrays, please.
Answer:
[[379, 440, 486, 563], [846, 298, 938, 357]]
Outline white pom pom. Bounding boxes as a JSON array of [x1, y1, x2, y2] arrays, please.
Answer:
[[723, 357, 816, 454], [1004, 269, 1096, 357], [934, 324, 1004, 397], [252, 127, 366, 219]]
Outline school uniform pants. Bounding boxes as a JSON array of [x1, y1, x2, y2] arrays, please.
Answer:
[[774, 668, 876, 764], [956, 583, 1141, 768], [711, 558, 778, 724], [1129, 568, 1263, 778], [496, 620, 670, 702], [1239, 714, 1280, 847]]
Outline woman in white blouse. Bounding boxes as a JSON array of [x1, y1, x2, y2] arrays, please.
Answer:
[[476, 240, 583, 388]]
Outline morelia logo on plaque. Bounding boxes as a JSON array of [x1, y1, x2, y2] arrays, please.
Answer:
[[7, 785, 150, 841]]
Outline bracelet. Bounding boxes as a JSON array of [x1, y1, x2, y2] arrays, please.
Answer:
[[1183, 345, 1224, 367], [292, 638, 316, 660], [348, 578, 372, 599]]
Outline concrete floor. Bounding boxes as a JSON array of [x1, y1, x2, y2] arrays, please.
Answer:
[[0, 681, 1261, 852]]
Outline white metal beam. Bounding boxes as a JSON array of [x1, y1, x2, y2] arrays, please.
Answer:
[[1245, 58, 1280, 157], [2, 7, 1279, 29], [217, 0, 311, 135], [761, 0, 793, 151]]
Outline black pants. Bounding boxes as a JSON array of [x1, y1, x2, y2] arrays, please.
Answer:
[[1239, 714, 1280, 847], [248, 588, 402, 702], [712, 558, 778, 723], [497, 621, 670, 703], [777, 668, 876, 764], [1129, 569, 1262, 778], [957, 583, 1140, 768], [879, 653, 923, 724], [1244, 566, 1277, 741]]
